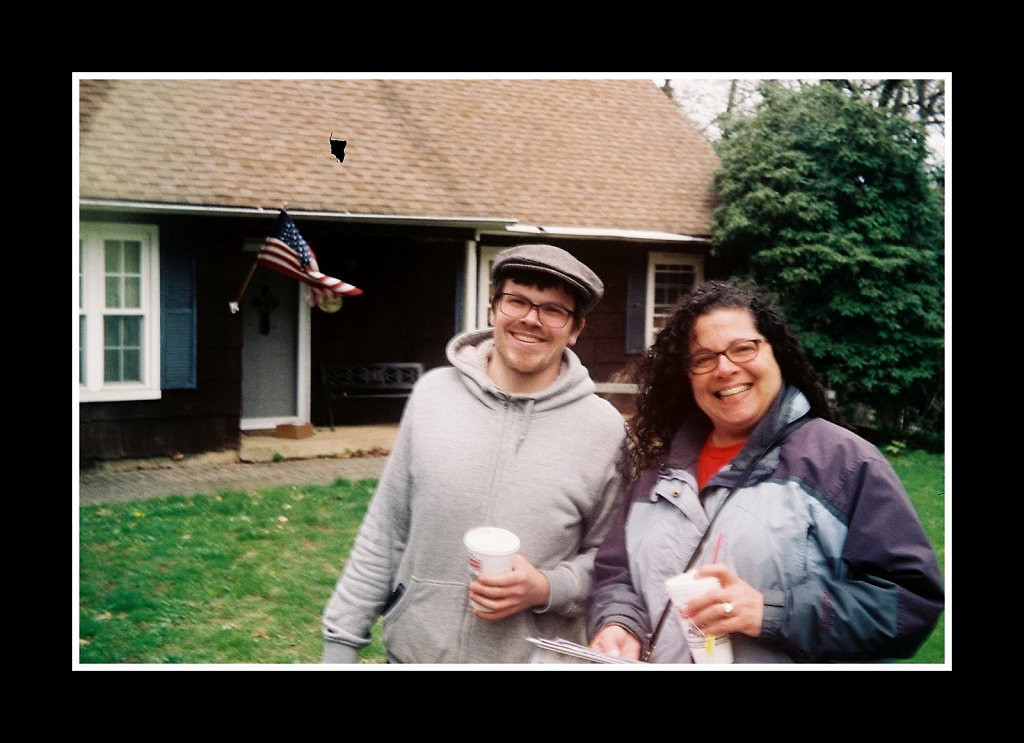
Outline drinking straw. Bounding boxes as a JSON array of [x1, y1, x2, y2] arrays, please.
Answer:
[[707, 531, 726, 655]]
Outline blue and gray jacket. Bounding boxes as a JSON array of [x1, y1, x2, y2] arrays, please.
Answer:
[[586, 385, 944, 663]]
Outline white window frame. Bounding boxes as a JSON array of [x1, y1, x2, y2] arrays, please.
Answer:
[[79, 222, 161, 402], [645, 251, 703, 348], [476, 246, 502, 329]]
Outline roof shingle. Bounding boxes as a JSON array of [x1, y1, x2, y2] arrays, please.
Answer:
[[79, 78, 719, 236]]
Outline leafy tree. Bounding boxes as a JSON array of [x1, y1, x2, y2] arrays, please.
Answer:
[[825, 79, 945, 134], [664, 78, 944, 176], [711, 82, 944, 439]]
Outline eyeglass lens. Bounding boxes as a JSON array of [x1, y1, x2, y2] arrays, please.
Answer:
[[497, 293, 572, 328], [689, 340, 761, 373]]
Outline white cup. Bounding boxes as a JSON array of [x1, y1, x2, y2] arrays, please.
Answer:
[[664, 571, 734, 663], [463, 527, 520, 612]]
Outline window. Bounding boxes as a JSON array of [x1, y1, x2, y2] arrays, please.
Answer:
[[79, 223, 161, 401], [645, 252, 702, 348]]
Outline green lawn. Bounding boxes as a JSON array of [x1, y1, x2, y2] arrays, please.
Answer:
[[78, 479, 381, 664], [888, 447, 947, 665], [77, 448, 946, 666]]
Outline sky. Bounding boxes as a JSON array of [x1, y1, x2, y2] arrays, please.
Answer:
[[661, 76, 947, 165]]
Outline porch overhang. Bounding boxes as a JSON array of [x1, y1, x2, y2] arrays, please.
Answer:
[[500, 224, 710, 245], [77, 199, 519, 232]]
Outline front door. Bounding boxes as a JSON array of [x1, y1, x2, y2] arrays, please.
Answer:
[[240, 266, 310, 430]]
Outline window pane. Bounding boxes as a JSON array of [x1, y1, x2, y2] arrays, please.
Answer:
[[651, 262, 697, 340], [104, 348, 120, 381], [124, 277, 141, 308], [123, 316, 141, 346], [122, 349, 141, 381], [103, 316, 143, 383], [105, 276, 121, 307], [123, 241, 141, 273], [653, 263, 695, 314], [104, 240, 121, 272], [104, 240, 141, 308], [104, 315, 121, 345]]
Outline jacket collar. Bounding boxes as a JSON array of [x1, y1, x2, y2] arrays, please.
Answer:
[[662, 383, 810, 474]]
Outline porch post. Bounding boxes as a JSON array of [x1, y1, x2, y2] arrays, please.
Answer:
[[460, 238, 479, 333]]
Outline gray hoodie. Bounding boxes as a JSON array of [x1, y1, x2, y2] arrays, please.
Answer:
[[322, 328, 630, 663]]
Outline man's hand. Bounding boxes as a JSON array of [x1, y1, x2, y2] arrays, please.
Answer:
[[469, 554, 550, 621]]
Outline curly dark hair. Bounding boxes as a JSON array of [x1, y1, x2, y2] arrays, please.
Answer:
[[630, 280, 835, 472]]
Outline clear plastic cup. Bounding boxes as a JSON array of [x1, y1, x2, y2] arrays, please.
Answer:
[[664, 571, 734, 663]]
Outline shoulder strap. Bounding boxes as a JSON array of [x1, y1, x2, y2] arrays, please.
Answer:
[[641, 415, 811, 661]]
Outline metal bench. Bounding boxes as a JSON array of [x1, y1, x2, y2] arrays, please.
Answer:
[[321, 362, 424, 430]]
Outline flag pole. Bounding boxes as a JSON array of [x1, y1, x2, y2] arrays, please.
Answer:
[[230, 205, 291, 314], [229, 261, 259, 314]]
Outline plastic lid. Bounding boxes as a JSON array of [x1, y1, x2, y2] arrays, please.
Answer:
[[664, 572, 721, 603], [464, 526, 520, 555]]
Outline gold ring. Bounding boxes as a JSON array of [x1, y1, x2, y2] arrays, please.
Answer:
[[722, 602, 734, 616]]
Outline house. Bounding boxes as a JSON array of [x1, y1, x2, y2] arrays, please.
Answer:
[[77, 78, 721, 462]]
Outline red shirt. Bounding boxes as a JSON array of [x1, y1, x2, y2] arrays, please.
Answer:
[[697, 437, 747, 491]]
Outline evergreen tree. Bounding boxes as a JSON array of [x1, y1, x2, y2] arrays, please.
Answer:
[[711, 82, 944, 439]]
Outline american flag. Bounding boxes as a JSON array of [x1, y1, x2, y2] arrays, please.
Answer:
[[257, 211, 364, 299]]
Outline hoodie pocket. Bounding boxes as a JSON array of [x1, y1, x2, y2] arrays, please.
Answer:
[[382, 576, 467, 663]]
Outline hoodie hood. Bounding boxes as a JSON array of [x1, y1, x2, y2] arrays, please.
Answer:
[[445, 328, 597, 414]]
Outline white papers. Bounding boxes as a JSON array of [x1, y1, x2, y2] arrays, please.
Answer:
[[526, 637, 642, 664]]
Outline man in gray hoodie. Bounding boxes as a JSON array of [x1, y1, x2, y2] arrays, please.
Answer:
[[321, 244, 630, 663]]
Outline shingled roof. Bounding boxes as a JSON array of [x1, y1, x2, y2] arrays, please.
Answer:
[[79, 78, 719, 236]]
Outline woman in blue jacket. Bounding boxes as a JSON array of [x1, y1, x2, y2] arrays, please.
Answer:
[[587, 280, 944, 663]]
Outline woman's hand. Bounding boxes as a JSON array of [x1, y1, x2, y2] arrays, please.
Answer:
[[683, 563, 764, 638], [590, 624, 643, 660]]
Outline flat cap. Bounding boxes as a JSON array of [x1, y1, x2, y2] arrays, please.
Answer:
[[491, 244, 604, 314]]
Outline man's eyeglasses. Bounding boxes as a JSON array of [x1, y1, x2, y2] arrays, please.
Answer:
[[688, 339, 767, 374], [494, 292, 574, 329]]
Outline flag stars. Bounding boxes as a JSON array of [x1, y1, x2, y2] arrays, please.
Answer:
[[279, 221, 313, 271]]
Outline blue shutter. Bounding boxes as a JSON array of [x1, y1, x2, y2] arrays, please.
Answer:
[[625, 251, 647, 355], [160, 246, 196, 389]]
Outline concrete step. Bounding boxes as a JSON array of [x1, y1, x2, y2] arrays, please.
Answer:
[[239, 425, 398, 463]]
